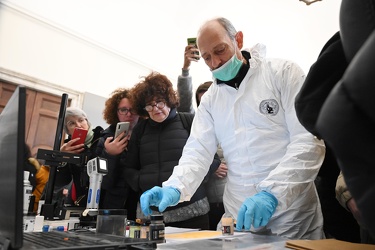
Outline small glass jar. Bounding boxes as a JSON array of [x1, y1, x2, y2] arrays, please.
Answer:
[[140, 221, 150, 239], [149, 214, 165, 243], [221, 213, 234, 235], [128, 221, 141, 238], [96, 209, 127, 237]]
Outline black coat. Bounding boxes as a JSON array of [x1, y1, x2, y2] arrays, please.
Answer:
[[124, 108, 220, 212], [295, 32, 361, 242], [54, 126, 103, 206], [96, 124, 128, 191], [316, 0, 375, 238], [95, 124, 138, 212]]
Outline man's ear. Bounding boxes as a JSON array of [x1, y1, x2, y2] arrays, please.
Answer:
[[235, 31, 244, 49]]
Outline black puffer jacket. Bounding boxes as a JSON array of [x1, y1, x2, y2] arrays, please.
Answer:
[[316, 0, 375, 238], [96, 124, 128, 191], [124, 108, 219, 212]]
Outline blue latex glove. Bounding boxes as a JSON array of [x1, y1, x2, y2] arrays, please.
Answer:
[[236, 191, 278, 231], [140, 186, 181, 216]]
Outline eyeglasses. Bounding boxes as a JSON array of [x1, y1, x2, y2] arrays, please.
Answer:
[[117, 107, 135, 115], [144, 101, 166, 112]]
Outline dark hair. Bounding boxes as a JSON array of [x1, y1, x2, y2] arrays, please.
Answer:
[[103, 88, 131, 125], [24, 143, 31, 160], [130, 72, 179, 117], [195, 81, 212, 106]]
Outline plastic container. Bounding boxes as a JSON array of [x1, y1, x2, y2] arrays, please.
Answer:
[[96, 209, 127, 236]]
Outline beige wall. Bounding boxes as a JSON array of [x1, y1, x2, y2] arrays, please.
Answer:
[[0, 1, 154, 102], [0, 0, 341, 103]]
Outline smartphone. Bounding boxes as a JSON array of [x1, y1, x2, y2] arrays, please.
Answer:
[[187, 37, 199, 59], [114, 122, 130, 139], [71, 127, 88, 146]]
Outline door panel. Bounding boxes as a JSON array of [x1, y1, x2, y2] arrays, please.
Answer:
[[0, 81, 70, 157], [0, 82, 17, 112], [27, 92, 63, 156]]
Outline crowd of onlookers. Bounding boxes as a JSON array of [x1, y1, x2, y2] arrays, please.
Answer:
[[25, 6, 375, 244]]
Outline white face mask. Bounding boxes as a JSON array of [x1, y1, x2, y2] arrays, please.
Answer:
[[211, 43, 243, 81]]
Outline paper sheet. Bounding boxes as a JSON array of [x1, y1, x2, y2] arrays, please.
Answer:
[[165, 227, 200, 234], [166, 230, 222, 240]]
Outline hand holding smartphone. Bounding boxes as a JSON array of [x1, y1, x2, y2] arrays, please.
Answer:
[[187, 37, 200, 60], [114, 122, 130, 140], [71, 127, 88, 146]]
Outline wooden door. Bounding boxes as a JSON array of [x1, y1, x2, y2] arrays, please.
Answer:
[[0, 81, 17, 112], [0, 81, 69, 157]]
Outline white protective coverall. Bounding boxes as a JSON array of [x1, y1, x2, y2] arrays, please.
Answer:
[[163, 44, 325, 239]]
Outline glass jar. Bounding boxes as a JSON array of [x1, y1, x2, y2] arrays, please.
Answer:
[[221, 213, 234, 235], [140, 222, 150, 239], [96, 209, 127, 236], [149, 214, 165, 243], [128, 221, 141, 238]]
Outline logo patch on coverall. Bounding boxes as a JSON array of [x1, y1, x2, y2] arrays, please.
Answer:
[[259, 99, 279, 116]]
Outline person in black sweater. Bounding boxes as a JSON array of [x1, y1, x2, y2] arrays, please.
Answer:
[[96, 88, 140, 220]]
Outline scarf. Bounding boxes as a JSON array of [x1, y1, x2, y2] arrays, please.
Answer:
[[84, 128, 94, 148]]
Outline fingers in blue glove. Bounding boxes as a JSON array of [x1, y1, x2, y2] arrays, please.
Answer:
[[237, 198, 256, 231], [236, 203, 247, 231], [140, 194, 152, 216], [159, 187, 180, 212], [140, 186, 180, 216], [236, 191, 278, 231], [140, 187, 162, 216], [253, 209, 263, 228]]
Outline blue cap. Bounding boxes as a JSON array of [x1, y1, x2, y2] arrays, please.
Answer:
[[42, 225, 50, 232]]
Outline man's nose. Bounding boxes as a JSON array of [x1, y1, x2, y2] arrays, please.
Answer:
[[211, 56, 222, 70]]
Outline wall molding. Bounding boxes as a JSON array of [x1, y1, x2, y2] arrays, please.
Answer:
[[1, 0, 155, 72], [0, 67, 82, 107]]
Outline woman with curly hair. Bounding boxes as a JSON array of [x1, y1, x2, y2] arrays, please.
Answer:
[[124, 72, 220, 229], [95, 88, 139, 219]]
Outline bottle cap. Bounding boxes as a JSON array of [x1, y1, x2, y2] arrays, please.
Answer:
[[150, 214, 163, 221], [42, 225, 50, 232]]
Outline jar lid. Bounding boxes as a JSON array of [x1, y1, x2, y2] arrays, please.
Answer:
[[150, 214, 163, 220]]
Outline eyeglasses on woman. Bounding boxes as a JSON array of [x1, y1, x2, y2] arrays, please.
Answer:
[[117, 107, 135, 115], [144, 101, 166, 112]]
